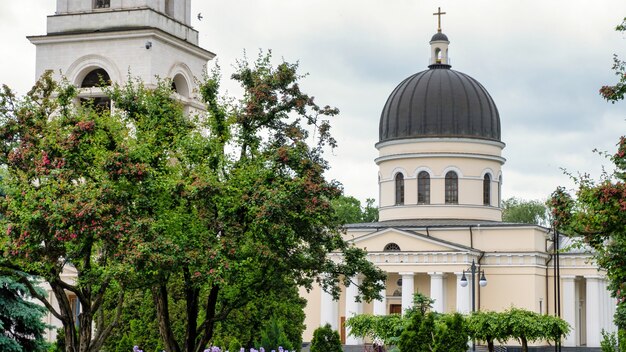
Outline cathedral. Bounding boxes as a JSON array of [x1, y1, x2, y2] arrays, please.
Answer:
[[29, 1, 615, 349]]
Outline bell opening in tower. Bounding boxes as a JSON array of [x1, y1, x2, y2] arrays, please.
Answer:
[[94, 0, 110, 9]]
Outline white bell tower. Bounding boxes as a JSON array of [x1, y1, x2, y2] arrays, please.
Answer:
[[28, 0, 214, 105]]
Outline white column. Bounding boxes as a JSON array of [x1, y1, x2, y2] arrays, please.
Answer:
[[320, 289, 339, 331], [373, 287, 387, 316], [456, 272, 470, 314], [586, 276, 602, 348], [429, 272, 445, 313], [400, 272, 415, 315], [561, 276, 577, 347], [345, 276, 363, 345]]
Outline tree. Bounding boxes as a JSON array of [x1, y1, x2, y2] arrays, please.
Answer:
[[502, 307, 569, 352], [109, 51, 386, 352], [0, 74, 138, 352], [331, 195, 378, 224], [0, 51, 386, 352], [310, 324, 342, 352], [345, 313, 405, 346], [467, 311, 507, 352], [0, 274, 48, 352], [501, 197, 548, 226]]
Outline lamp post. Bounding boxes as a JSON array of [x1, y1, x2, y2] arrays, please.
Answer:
[[460, 259, 487, 351]]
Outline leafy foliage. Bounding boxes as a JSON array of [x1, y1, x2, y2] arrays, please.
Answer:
[[259, 316, 293, 351], [502, 308, 569, 352], [501, 197, 548, 226], [601, 329, 618, 352], [396, 294, 468, 352], [0, 51, 386, 352], [600, 18, 626, 103], [467, 311, 508, 352], [0, 73, 134, 351], [310, 324, 342, 352], [0, 275, 48, 352], [345, 313, 405, 346], [331, 195, 378, 224]]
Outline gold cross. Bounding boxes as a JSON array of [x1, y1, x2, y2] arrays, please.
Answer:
[[433, 7, 446, 32]]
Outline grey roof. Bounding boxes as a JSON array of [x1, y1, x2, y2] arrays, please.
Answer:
[[346, 219, 546, 230], [379, 65, 501, 143], [430, 32, 449, 42]]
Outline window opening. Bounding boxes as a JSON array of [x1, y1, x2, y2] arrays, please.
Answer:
[[483, 174, 491, 206], [445, 171, 458, 204], [417, 171, 430, 204], [384, 243, 401, 252], [80, 68, 111, 113], [94, 0, 110, 9], [81, 68, 111, 88], [395, 173, 405, 205]]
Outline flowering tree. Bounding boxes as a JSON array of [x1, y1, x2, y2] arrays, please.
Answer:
[[0, 73, 142, 352], [0, 51, 385, 352], [110, 52, 385, 352]]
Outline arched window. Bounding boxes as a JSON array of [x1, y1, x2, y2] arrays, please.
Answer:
[[445, 171, 458, 204], [483, 174, 491, 205], [417, 171, 430, 204], [395, 173, 404, 205], [81, 68, 110, 88], [171, 74, 190, 97], [80, 68, 111, 112], [384, 243, 401, 252]]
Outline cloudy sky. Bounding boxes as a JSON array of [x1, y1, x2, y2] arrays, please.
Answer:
[[1, 1, 626, 205]]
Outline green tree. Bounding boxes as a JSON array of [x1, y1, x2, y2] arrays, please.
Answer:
[[331, 195, 378, 224], [212, 282, 305, 349], [0, 275, 48, 352], [0, 74, 137, 352], [467, 311, 508, 352], [501, 197, 548, 226], [502, 307, 569, 352], [430, 313, 468, 352], [346, 313, 405, 346], [259, 316, 292, 351], [310, 324, 342, 352], [110, 51, 386, 352]]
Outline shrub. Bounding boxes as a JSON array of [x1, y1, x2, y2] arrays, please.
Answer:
[[259, 316, 293, 351], [310, 324, 342, 352], [228, 337, 241, 352], [601, 329, 618, 352]]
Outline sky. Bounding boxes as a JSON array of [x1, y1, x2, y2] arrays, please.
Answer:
[[1, 1, 626, 205]]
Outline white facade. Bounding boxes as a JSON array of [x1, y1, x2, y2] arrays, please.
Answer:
[[29, 0, 213, 108]]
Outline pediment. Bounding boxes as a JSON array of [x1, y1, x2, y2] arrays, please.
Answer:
[[350, 227, 475, 253]]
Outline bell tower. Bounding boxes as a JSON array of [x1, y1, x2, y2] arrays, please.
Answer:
[[28, 0, 214, 106]]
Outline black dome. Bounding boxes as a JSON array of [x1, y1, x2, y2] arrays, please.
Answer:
[[431, 32, 449, 42], [379, 64, 501, 143]]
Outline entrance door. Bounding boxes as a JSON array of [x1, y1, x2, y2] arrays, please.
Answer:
[[390, 304, 402, 314]]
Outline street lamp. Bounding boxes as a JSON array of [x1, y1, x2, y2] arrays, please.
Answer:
[[460, 259, 486, 351]]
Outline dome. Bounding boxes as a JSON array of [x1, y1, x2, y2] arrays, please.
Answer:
[[430, 32, 449, 42], [379, 64, 501, 143]]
